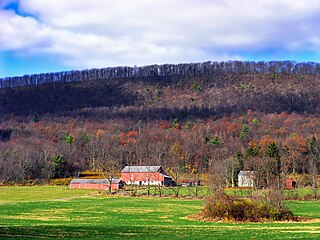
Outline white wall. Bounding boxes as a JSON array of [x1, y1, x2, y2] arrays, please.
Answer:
[[125, 180, 163, 186]]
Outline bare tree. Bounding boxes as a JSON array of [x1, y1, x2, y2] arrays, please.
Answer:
[[207, 148, 229, 196], [309, 136, 320, 199]]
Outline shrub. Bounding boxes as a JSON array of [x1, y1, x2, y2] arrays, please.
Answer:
[[191, 81, 203, 92], [210, 136, 222, 145], [201, 192, 294, 222], [50, 178, 73, 186], [239, 124, 249, 140]]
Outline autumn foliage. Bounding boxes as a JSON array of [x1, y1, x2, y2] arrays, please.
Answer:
[[1, 69, 320, 186]]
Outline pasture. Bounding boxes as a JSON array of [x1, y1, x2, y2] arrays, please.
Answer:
[[0, 186, 320, 239]]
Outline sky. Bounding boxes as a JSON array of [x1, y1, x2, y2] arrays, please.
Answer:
[[1, 0, 320, 77]]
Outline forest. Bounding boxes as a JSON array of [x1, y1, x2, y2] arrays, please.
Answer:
[[0, 61, 320, 189]]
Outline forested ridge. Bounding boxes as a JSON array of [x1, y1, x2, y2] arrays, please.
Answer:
[[0, 61, 320, 188], [1, 61, 320, 89]]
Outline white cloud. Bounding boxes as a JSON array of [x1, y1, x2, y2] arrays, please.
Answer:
[[0, 10, 48, 51], [1, 0, 320, 70]]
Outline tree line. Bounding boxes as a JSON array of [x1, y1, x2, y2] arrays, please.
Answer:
[[1, 60, 320, 89]]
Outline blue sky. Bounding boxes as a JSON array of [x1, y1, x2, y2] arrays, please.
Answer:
[[1, 0, 320, 78]]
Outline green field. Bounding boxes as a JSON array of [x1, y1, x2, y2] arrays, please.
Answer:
[[0, 186, 320, 239]]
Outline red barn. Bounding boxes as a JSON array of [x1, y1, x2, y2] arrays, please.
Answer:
[[121, 166, 173, 186], [69, 178, 123, 190]]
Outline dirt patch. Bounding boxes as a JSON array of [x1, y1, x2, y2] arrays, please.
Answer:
[[112, 208, 156, 214], [2, 208, 75, 222], [281, 230, 320, 233]]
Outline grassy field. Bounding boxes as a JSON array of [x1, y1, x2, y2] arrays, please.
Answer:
[[0, 186, 320, 239], [0, 186, 95, 203], [118, 185, 320, 199]]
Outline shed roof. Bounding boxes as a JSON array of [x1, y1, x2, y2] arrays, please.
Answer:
[[160, 173, 172, 179], [121, 166, 162, 173], [238, 171, 255, 177], [70, 178, 122, 184], [285, 179, 297, 182]]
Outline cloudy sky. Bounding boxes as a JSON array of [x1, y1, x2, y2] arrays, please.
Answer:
[[1, 0, 320, 77]]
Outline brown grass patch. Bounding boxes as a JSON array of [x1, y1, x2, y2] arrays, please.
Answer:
[[187, 213, 320, 223]]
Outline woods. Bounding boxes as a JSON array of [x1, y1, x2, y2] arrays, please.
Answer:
[[1, 61, 320, 190], [0, 111, 320, 188]]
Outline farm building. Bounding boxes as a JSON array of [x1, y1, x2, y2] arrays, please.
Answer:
[[121, 166, 174, 186], [238, 171, 255, 187], [69, 178, 123, 190], [284, 179, 297, 189], [181, 179, 200, 187]]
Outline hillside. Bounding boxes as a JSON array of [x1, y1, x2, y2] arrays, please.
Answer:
[[0, 61, 320, 187], [1, 71, 319, 118]]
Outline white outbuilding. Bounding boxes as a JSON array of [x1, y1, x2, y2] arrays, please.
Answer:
[[238, 171, 255, 187]]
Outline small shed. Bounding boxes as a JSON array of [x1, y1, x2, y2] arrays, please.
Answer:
[[181, 180, 200, 187], [70, 178, 123, 190], [284, 179, 297, 189], [238, 171, 255, 187]]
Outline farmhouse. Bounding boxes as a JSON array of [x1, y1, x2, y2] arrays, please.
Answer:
[[70, 178, 123, 190], [121, 166, 174, 186], [238, 171, 255, 187]]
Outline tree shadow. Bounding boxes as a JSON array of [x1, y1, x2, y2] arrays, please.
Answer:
[[0, 80, 137, 115]]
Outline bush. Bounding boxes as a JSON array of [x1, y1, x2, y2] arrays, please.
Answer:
[[201, 192, 294, 222], [50, 178, 73, 186]]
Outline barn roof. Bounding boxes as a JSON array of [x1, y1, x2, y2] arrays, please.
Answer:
[[121, 166, 162, 173], [70, 178, 122, 184]]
